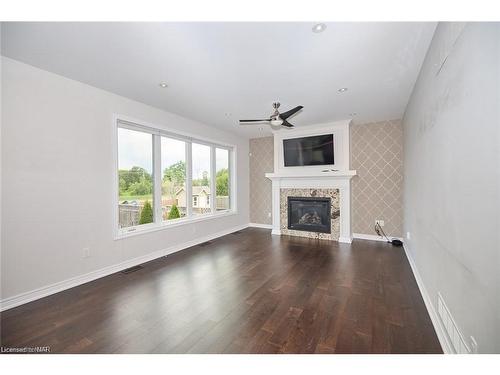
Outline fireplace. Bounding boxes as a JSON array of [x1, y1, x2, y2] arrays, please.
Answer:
[[287, 196, 331, 233]]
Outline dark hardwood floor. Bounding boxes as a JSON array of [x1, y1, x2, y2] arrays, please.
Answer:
[[0, 228, 442, 354]]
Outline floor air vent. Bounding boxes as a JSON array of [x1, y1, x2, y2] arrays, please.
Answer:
[[437, 292, 471, 353], [121, 265, 144, 274]]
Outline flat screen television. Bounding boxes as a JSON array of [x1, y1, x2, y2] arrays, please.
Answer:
[[283, 134, 334, 167]]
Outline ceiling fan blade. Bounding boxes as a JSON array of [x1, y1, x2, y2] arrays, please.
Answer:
[[281, 120, 294, 128], [279, 106, 303, 120], [239, 119, 271, 123]]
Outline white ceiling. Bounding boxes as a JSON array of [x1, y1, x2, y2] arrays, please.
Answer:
[[1, 22, 436, 138]]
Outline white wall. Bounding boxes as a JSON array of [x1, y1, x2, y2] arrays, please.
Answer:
[[0, 27, 3, 302], [403, 23, 500, 353], [0, 57, 249, 303]]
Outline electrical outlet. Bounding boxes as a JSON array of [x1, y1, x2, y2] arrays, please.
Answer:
[[268, 212, 272, 218], [83, 247, 91, 258], [375, 220, 384, 227], [406, 232, 411, 240]]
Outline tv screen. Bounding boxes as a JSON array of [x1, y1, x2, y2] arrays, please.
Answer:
[[283, 134, 334, 167]]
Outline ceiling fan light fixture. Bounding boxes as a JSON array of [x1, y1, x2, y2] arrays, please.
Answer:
[[239, 103, 303, 129]]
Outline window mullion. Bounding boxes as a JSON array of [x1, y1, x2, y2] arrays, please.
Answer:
[[229, 149, 233, 211], [153, 134, 162, 224], [186, 142, 193, 218], [116, 117, 236, 236], [210, 146, 216, 213]]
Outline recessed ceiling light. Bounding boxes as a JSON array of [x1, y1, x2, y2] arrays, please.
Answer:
[[338, 87, 348, 93], [312, 23, 327, 33], [159, 82, 168, 88]]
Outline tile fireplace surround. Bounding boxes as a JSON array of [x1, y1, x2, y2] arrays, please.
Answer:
[[266, 170, 356, 243], [280, 188, 340, 240]]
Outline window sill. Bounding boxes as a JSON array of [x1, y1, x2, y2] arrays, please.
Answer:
[[114, 210, 238, 240]]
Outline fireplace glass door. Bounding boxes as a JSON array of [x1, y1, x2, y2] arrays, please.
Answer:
[[287, 197, 331, 233]]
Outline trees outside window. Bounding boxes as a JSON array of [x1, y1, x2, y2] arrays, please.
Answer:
[[192, 143, 211, 215], [215, 148, 230, 211], [161, 137, 186, 220], [117, 121, 233, 233], [117, 128, 154, 228]]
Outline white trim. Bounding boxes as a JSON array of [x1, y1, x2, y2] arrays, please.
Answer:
[[267, 120, 354, 243], [113, 114, 237, 239], [153, 133, 162, 222], [116, 211, 238, 240], [266, 173, 356, 242], [115, 114, 236, 149], [0, 223, 249, 312], [186, 141, 193, 217], [111, 113, 120, 239], [265, 170, 356, 179], [248, 223, 273, 229], [210, 146, 216, 213], [338, 236, 353, 244], [229, 147, 236, 211], [273, 119, 352, 174], [353, 233, 404, 242], [403, 243, 452, 354]]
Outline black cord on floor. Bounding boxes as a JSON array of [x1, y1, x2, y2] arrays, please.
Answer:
[[375, 222, 403, 247]]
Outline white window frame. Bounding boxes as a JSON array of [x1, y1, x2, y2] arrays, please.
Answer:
[[214, 147, 231, 212], [112, 115, 237, 239]]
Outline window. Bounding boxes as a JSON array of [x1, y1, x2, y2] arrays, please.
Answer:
[[191, 143, 211, 215], [215, 148, 230, 211], [117, 127, 155, 229], [115, 118, 234, 236], [161, 137, 186, 221]]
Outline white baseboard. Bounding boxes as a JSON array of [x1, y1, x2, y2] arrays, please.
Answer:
[[248, 222, 273, 229], [353, 233, 404, 242], [338, 236, 353, 244], [403, 243, 453, 354], [0, 223, 249, 312]]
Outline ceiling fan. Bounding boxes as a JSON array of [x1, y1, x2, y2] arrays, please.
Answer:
[[239, 102, 303, 128]]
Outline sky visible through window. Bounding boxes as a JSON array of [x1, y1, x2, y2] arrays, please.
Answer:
[[119, 127, 228, 178], [192, 143, 210, 180], [161, 137, 185, 170], [118, 128, 153, 172], [216, 148, 229, 172]]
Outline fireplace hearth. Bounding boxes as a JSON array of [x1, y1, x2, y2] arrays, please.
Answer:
[[287, 196, 331, 233]]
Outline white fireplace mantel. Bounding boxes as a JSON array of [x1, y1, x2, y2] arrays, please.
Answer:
[[265, 170, 357, 243], [265, 170, 357, 180]]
